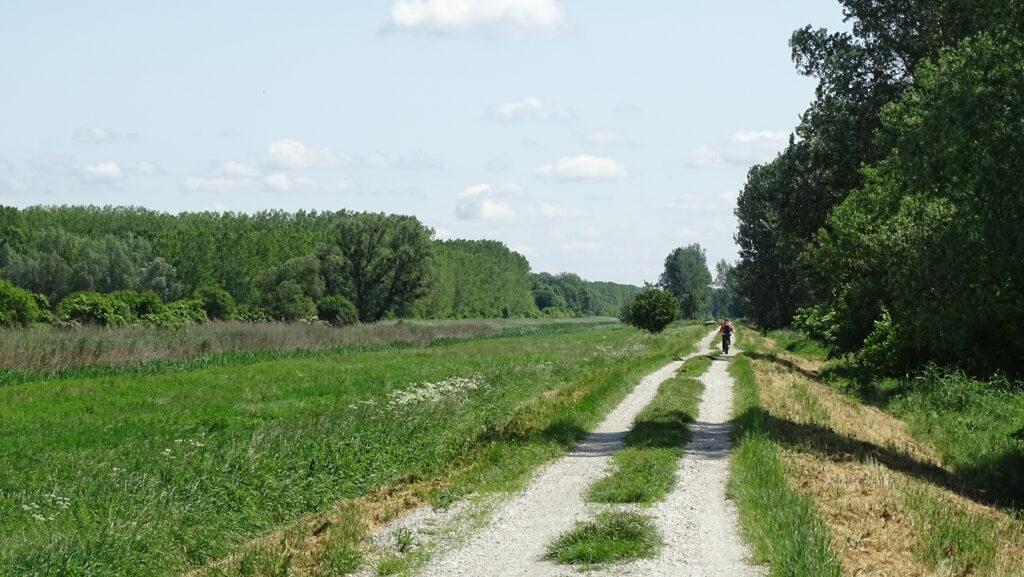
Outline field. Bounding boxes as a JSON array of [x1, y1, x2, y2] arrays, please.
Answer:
[[0, 319, 705, 576]]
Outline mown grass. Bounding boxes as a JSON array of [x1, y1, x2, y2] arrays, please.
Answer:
[[543, 511, 662, 565], [586, 355, 709, 505], [0, 321, 705, 576], [754, 326, 1024, 575], [727, 341, 843, 577]]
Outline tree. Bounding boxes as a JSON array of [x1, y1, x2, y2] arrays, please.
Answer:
[[318, 213, 433, 322], [0, 278, 41, 326], [194, 286, 235, 320], [620, 286, 679, 334], [711, 260, 744, 319], [256, 256, 324, 322], [316, 295, 359, 326], [659, 244, 712, 319]]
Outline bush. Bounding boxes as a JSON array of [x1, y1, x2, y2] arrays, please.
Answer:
[[621, 287, 679, 334], [234, 304, 269, 323], [0, 278, 41, 326], [56, 292, 123, 326], [263, 281, 317, 322], [316, 295, 358, 326], [194, 286, 235, 320], [142, 299, 208, 328]]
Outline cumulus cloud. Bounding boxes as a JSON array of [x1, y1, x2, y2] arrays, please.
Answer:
[[73, 126, 118, 143], [131, 161, 164, 175], [492, 96, 571, 122], [83, 161, 122, 181], [389, 0, 566, 33], [685, 145, 724, 168], [540, 203, 585, 219], [536, 154, 626, 181], [264, 173, 318, 192], [456, 183, 517, 220], [266, 138, 340, 168], [686, 130, 790, 168], [223, 161, 262, 178]]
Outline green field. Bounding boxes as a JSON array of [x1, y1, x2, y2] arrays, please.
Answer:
[[0, 320, 706, 576]]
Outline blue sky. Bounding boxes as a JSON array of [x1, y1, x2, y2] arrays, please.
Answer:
[[0, 1, 847, 285]]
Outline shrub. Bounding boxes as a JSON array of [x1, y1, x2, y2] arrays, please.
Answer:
[[235, 304, 269, 323], [56, 291, 123, 326], [621, 287, 679, 334], [194, 286, 235, 320], [0, 278, 41, 326], [263, 281, 317, 322], [316, 295, 358, 326]]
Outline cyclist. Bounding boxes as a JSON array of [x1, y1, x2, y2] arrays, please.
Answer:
[[717, 318, 735, 354]]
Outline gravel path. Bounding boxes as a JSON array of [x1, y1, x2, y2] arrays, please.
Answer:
[[397, 331, 763, 577]]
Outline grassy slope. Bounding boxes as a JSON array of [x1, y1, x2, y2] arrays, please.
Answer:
[[0, 322, 705, 576], [738, 327, 1024, 576]]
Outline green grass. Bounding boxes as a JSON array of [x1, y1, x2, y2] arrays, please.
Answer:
[[727, 351, 842, 577], [904, 489, 999, 575], [0, 322, 707, 576], [543, 511, 662, 565], [765, 329, 829, 361], [586, 355, 708, 505]]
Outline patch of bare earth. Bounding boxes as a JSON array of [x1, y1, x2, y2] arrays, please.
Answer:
[[747, 334, 1024, 576]]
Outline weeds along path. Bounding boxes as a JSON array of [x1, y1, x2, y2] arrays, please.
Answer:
[[405, 329, 761, 577]]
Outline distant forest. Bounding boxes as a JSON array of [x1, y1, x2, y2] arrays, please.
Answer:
[[0, 205, 637, 327]]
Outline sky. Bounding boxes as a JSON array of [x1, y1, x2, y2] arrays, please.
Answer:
[[0, 1, 849, 286]]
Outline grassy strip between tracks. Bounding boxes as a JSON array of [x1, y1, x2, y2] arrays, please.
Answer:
[[0, 322, 707, 577], [726, 350, 842, 577], [586, 355, 711, 505], [543, 511, 662, 566]]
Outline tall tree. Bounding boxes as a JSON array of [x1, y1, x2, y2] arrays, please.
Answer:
[[318, 212, 433, 322], [659, 244, 712, 320]]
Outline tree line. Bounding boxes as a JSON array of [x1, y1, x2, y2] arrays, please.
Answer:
[[0, 205, 638, 327], [734, 0, 1024, 377]]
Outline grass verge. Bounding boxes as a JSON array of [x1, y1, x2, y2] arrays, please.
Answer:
[[543, 511, 662, 565], [727, 352, 842, 577], [586, 355, 709, 505]]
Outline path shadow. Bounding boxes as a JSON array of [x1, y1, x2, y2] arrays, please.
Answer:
[[744, 350, 821, 383], [735, 405, 1021, 510]]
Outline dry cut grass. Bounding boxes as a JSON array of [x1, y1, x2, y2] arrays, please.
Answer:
[[743, 330, 1024, 577]]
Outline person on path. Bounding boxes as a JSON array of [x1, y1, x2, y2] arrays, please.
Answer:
[[717, 318, 735, 354]]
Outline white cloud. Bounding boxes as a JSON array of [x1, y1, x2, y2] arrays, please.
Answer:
[[500, 181, 522, 193], [493, 96, 571, 122], [73, 126, 118, 143], [131, 161, 164, 175], [731, 130, 788, 144], [540, 203, 585, 219], [389, 0, 566, 33], [83, 161, 122, 181], [536, 154, 626, 181], [435, 228, 455, 240], [456, 183, 517, 220], [184, 177, 258, 193], [221, 161, 261, 178], [266, 138, 340, 168], [264, 173, 318, 192], [685, 145, 724, 168], [687, 130, 790, 168]]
